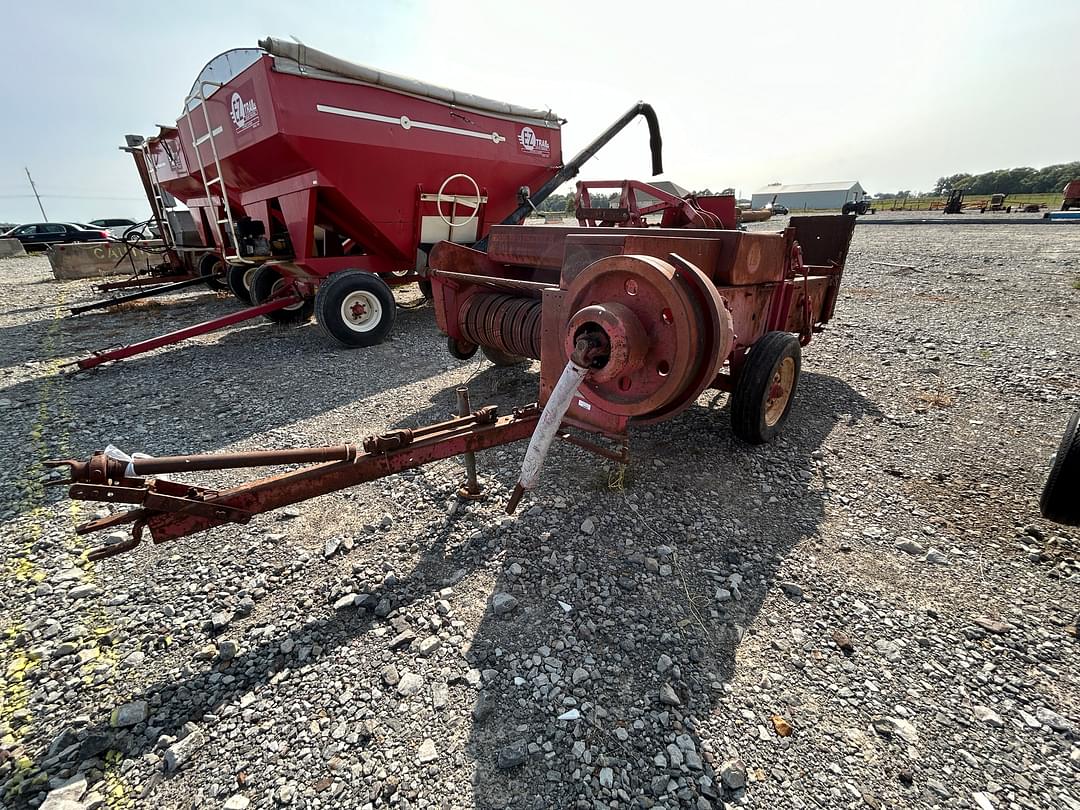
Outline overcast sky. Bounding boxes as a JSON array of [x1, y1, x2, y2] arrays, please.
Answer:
[[0, 0, 1076, 223]]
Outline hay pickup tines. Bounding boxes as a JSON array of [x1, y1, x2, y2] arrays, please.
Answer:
[[50, 215, 855, 558], [69, 36, 664, 371]]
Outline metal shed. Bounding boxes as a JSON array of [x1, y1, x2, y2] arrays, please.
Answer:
[[751, 181, 866, 211]]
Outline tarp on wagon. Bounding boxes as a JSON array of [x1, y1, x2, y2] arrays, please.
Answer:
[[259, 37, 561, 127]]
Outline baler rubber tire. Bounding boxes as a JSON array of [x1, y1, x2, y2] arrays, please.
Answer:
[[250, 265, 314, 325], [418, 279, 433, 300], [315, 270, 396, 348], [226, 263, 253, 305], [731, 331, 801, 444], [198, 254, 227, 291], [481, 345, 527, 367], [1040, 410, 1080, 526], [448, 336, 478, 360]]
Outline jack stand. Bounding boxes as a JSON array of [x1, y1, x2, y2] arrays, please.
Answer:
[[456, 387, 484, 500]]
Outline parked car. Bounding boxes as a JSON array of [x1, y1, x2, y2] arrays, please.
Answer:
[[766, 203, 790, 215], [90, 218, 161, 241], [89, 218, 139, 239], [1, 222, 109, 251]]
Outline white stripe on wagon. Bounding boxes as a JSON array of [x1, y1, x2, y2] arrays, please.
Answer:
[[316, 104, 506, 144], [193, 126, 224, 146]]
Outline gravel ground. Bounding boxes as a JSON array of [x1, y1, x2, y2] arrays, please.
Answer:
[[1, 221, 1078, 810]]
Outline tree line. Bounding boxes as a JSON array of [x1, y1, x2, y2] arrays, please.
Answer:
[[931, 161, 1079, 196]]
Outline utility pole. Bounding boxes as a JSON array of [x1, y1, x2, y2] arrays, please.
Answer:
[[25, 167, 47, 220]]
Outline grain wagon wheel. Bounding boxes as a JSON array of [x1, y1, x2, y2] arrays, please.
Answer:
[[226, 263, 259, 305], [250, 265, 314, 325], [1041, 410, 1080, 526], [730, 331, 802, 444], [198, 253, 227, 291], [315, 270, 396, 348]]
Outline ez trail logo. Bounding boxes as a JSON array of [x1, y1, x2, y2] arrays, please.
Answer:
[[230, 91, 261, 134], [517, 126, 550, 158]]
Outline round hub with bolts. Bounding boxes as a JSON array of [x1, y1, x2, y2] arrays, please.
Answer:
[[314, 270, 396, 347], [341, 289, 382, 332], [562, 253, 732, 423], [765, 356, 797, 427]]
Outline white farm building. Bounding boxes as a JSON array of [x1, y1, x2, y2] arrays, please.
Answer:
[[751, 181, 867, 211]]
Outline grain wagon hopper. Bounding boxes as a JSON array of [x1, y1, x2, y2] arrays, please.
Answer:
[[71, 37, 663, 370], [66, 136, 226, 316], [49, 212, 856, 556]]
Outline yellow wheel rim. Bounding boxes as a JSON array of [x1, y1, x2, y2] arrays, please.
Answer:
[[764, 356, 795, 427]]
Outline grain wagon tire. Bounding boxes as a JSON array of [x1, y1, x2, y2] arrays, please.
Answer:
[[315, 270, 396, 347], [250, 265, 314, 325], [198, 254, 227, 291], [481, 345, 527, 367], [226, 263, 257, 305], [418, 279, 433, 300], [1040, 410, 1080, 526], [730, 331, 802, 444], [448, 336, 478, 360]]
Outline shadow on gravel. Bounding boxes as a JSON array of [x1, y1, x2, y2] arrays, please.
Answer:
[[2, 302, 445, 454], [463, 370, 885, 808], [4, 305, 450, 527], [33, 370, 881, 810]]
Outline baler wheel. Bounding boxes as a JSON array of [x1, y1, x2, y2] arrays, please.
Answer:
[[1041, 410, 1080, 526], [250, 265, 314, 325], [226, 263, 257, 305], [418, 279, 434, 300], [731, 331, 801, 444], [198, 254, 227, 291], [447, 336, 478, 360], [315, 270, 396, 347], [481, 345, 528, 367]]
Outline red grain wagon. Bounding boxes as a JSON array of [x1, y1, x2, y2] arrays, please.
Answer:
[[74, 38, 662, 370]]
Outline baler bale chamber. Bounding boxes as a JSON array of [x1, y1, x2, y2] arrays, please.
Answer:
[[72, 37, 664, 370], [428, 215, 855, 444], [50, 211, 856, 556]]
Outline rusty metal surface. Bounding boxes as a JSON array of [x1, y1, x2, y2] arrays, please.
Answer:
[[788, 215, 856, 269], [456, 388, 482, 499], [632, 253, 732, 426], [56, 406, 542, 551], [782, 275, 834, 335], [485, 225, 735, 271], [562, 255, 699, 418], [458, 294, 542, 360]]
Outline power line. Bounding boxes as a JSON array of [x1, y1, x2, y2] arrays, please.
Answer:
[[0, 193, 147, 201]]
